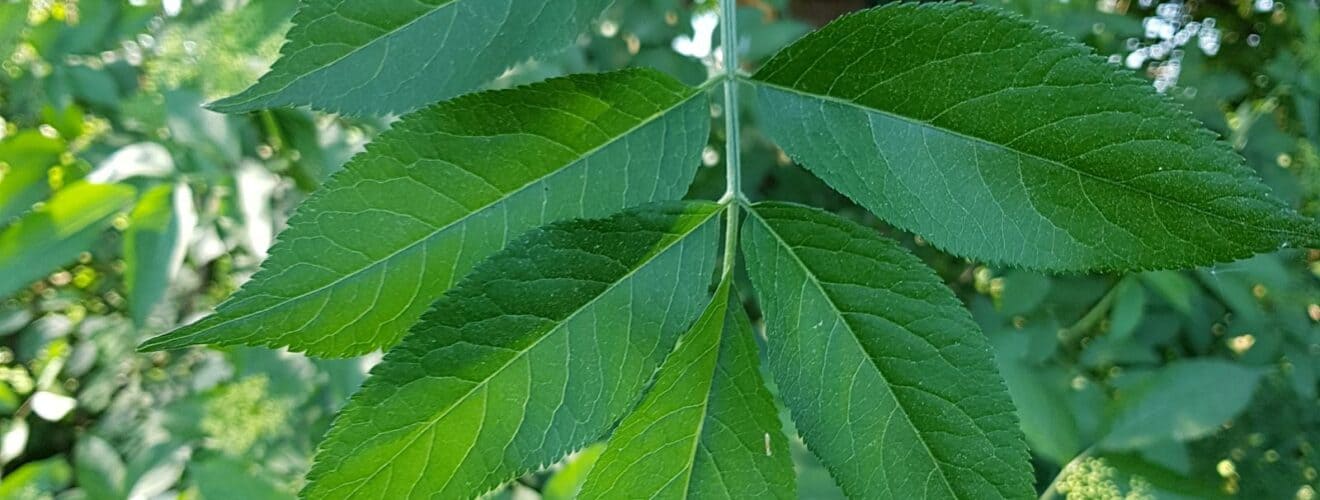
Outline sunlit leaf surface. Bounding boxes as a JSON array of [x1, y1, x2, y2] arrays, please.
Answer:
[[751, 3, 1320, 271]]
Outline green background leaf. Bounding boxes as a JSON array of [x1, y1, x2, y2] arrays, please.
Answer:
[[73, 435, 125, 499], [210, 0, 614, 115], [192, 457, 288, 500], [302, 202, 722, 499], [124, 183, 195, 326], [1101, 359, 1263, 451], [995, 360, 1083, 465], [579, 274, 795, 499], [741, 201, 1033, 499], [142, 69, 710, 356], [0, 182, 135, 298], [750, 3, 1320, 272], [0, 131, 63, 223]]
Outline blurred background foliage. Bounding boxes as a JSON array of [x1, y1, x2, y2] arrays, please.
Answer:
[[0, 0, 1315, 498]]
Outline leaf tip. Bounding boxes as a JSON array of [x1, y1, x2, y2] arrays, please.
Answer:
[[136, 329, 193, 352], [204, 84, 271, 114], [200, 99, 228, 113], [204, 94, 253, 114]]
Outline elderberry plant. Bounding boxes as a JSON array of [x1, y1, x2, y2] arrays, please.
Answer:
[[139, 1, 1320, 498]]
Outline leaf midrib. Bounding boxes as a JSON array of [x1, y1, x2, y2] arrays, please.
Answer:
[[316, 206, 722, 498], [583, 281, 727, 499], [747, 78, 1314, 243], [746, 207, 958, 498], [145, 88, 705, 351], [670, 287, 728, 498]]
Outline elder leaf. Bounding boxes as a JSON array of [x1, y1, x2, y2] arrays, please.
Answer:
[[141, 69, 708, 356], [1101, 359, 1262, 451], [578, 273, 795, 499], [210, 0, 613, 115], [741, 201, 1033, 499], [750, 3, 1320, 272]]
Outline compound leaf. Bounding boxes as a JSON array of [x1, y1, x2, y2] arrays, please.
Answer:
[[210, 0, 613, 115], [302, 202, 722, 499], [142, 69, 709, 356], [741, 201, 1033, 499], [579, 273, 795, 499], [0, 182, 136, 298], [751, 3, 1320, 272]]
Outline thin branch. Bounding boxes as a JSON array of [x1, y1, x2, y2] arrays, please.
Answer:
[[1059, 280, 1123, 347]]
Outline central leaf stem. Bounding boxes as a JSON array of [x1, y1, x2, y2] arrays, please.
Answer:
[[719, 0, 743, 274], [720, 0, 742, 203]]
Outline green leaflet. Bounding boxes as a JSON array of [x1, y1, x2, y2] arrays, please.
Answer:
[[741, 202, 1033, 499], [191, 457, 287, 500], [750, 3, 1320, 272], [210, 0, 612, 115], [141, 69, 709, 356], [124, 184, 195, 326], [0, 182, 136, 298], [579, 274, 795, 499], [302, 202, 722, 499]]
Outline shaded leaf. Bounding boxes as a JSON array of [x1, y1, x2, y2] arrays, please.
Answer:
[[996, 270, 1051, 316], [210, 0, 613, 115], [1108, 278, 1146, 341], [142, 69, 709, 356], [579, 274, 794, 499], [272, 109, 338, 191], [741, 201, 1033, 499], [750, 3, 1319, 272], [1101, 359, 1262, 450], [1140, 270, 1197, 315], [1138, 440, 1191, 475], [302, 202, 722, 499]]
